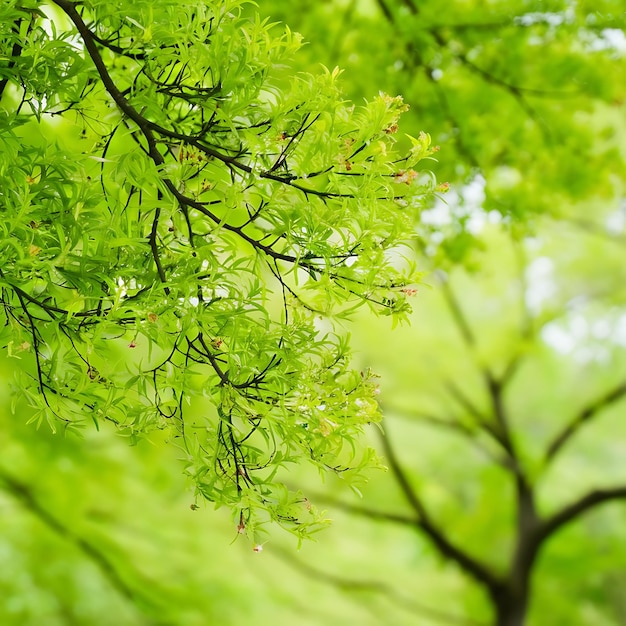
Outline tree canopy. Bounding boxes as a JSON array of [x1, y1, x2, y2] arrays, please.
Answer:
[[1, 1, 626, 625], [1, 0, 440, 540]]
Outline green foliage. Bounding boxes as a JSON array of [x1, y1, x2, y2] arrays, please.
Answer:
[[2, 1, 626, 624], [0, 0, 437, 539], [254, 1, 626, 624], [264, 0, 626, 255]]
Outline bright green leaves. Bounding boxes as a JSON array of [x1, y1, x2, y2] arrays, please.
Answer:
[[265, 0, 626, 270], [0, 0, 436, 540]]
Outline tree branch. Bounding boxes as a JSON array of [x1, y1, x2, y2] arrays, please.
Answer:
[[545, 381, 626, 463], [427, 77, 481, 169], [308, 493, 420, 528], [437, 272, 477, 348], [437, 274, 532, 496], [0, 17, 25, 101], [52, 0, 368, 282], [378, 423, 502, 591], [539, 486, 626, 541], [0, 469, 160, 610], [383, 405, 512, 468]]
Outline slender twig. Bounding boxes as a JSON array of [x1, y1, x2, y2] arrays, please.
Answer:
[[437, 272, 476, 347], [444, 379, 487, 423], [307, 494, 419, 527]]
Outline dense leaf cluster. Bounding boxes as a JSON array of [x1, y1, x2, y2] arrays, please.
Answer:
[[0, 0, 438, 537]]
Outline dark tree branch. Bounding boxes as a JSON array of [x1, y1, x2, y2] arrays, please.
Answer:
[[384, 404, 511, 468], [53, 0, 382, 301], [430, 269, 541, 615], [0, 17, 25, 101], [378, 423, 502, 591], [539, 486, 626, 542], [52, 0, 357, 199], [89, 31, 148, 59], [373, 0, 394, 22], [485, 376, 515, 457], [545, 381, 626, 463], [483, 374, 539, 590]]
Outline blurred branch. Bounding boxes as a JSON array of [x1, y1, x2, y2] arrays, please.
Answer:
[[431, 20, 513, 30], [0, 469, 160, 615], [438, 280, 516, 451], [375, 0, 560, 146], [386, 406, 510, 465], [437, 273, 538, 559], [499, 355, 522, 388], [400, 0, 419, 13], [438, 273, 477, 348], [448, 46, 572, 98], [545, 381, 626, 463], [438, 48, 553, 142], [387, 407, 531, 498], [377, 423, 503, 591], [374, 0, 394, 22], [444, 380, 488, 423], [484, 376, 515, 460], [310, 472, 500, 591], [270, 545, 488, 626], [437, 274, 531, 486], [539, 486, 626, 541]]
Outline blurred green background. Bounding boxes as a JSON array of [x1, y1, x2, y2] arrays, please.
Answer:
[[2, 1, 626, 624]]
